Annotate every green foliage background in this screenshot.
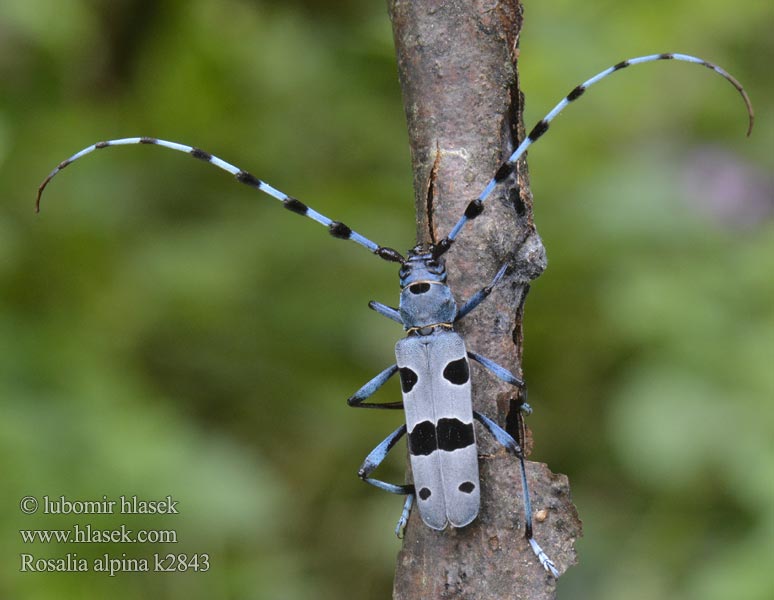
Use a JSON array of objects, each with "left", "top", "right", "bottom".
[{"left": 1, "top": 1, "right": 771, "bottom": 598}]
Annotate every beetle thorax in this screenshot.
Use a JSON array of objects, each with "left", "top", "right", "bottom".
[{"left": 398, "top": 247, "right": 457, "bottom": 332}]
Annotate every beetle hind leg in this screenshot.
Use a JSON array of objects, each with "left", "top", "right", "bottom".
[
  {"left": 474, "top": 411, "right": 559, "bottom": 577},
  {"left": 528, "top": 536, "right": 559, "bottom": 578},
  {"left": 395, "top": 494, "right": 414, "bottom": 538}
]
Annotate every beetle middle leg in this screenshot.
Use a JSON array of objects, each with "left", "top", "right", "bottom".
[
  {"left": 347, "top": 364, "right": 404, "bottom": 409},
  {"left": 357, "top": 424, "right": 415, "bottom": 537},
  {"left": 467, "top": 351, "right": 525, "bottom": 388}
]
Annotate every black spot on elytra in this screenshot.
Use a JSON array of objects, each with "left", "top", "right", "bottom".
[
  {"left": 408, "top": 421, "right": 437, "bottom": 456},
  {"left": 409, "top": 283, "right": 430, "bottom": 295},
  {"left": 399, "top": 367, "right": 418, "bottom": 393},
  {"left": 443, "top": 358, "right": 469, "bottom": 385},
  {"left": 418, "top": 487, "right": 432, "bottom": 500},
  {"left": 458, "top": 481, "right": 475, "bottom": 494},
  {"left": 437, "top": 419, "right": 474, "bottom": 451}
]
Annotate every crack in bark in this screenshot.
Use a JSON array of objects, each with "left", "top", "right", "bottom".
[{"left": 426, "top": 143, "right": 442, "bottom": 242}]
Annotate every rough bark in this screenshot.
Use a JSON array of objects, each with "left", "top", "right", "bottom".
[{"left": 388, "top": 1, "right": 581, "bottom": 598}]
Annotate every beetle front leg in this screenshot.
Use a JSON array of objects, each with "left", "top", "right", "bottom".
[
  {"left": 368, "top": 301, "right": 403, "bottom": 325},
  {"left": 455, "top": 260, "right": 510, "bottom": 320}
]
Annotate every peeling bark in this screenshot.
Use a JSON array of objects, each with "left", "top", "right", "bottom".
[{"left": 389, "top": 1, "right": 581, "bottom": 597}]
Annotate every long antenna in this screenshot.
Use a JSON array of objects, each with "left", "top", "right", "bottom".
[
  {"left": 37, "top": 137, "right": 405, "bottom": 264},
  {"left": 432, "top": 53, "right": 754, "bottom": 259}
]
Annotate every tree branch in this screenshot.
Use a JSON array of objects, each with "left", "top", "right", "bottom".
[{"left": 389, "top": 1, "right": 581, "bottom": 597}]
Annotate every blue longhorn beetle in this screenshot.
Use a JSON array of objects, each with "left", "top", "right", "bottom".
[{"left": 37, "top": 54, "right": 753, "bottom": 577}]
